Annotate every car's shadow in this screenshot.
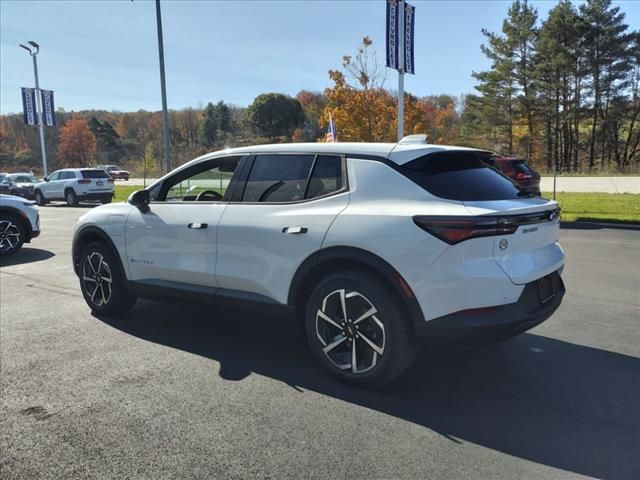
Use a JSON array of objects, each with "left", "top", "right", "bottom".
[
  {"left": 43, "top": 203, "right": 99, "bottom": 209},
  {"left": 96, "top": 301, "right": 640, "bottom": 479},
  {"left": 0, "top": 247, "right": 55, "bottom": 267}
]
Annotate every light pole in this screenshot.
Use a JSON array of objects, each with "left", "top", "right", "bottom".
[
  {"left": 155, "top": 0, "right": 171, "bottom": 173},
  {"left": 19, "top": 41, "right": 48, "bottom": 177}
]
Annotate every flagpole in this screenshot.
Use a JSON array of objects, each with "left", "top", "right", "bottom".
[{"left": 397, "top": 0, "right": 405, "bottom": 142}]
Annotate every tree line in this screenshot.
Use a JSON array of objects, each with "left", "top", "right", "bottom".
[{"left": 0, "top": 0, "right": 637, "bottom": 176}]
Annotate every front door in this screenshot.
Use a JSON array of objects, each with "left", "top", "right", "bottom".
[{"left": 126, "top": 155, "right": 242, "bottom": 289}]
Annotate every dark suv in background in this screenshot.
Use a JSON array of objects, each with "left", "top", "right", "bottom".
[
  {"left": 490, "top": 156, "right": 541, "bottom": 195},
  {"left": 0, "top": 173, "right": 38, "bottom": 199}
]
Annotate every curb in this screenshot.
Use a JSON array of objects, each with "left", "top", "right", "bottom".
[{"left": 560, "top": 221, "right": 640, "bottom": 231}]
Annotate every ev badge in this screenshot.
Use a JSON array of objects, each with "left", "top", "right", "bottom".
[{"left": 499, "top": 239, "right": 509, "bottom": 250}]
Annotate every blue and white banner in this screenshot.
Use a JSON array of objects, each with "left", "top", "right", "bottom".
[
  {"left": 41, "top": 90, "right": 56, "bottom": 126},
  {"left": 404, "top": 2, "right": 415, "bottom": 75},
  {"left": 21, "top": 87, "right": 37, "bottom": 126},
  {"left": 386, "top": 0, "right": 399, "bottom": 70}
]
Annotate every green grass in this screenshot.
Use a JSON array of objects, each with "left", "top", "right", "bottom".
[
  {"left": 543, "top": 192, "right": 640, "bottom": 224},
  {"left": 114, "top": 185, "right": 141, "bottom": 202}
]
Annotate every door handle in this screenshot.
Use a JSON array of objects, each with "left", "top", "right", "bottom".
[
  {"left": 282, "top": 226, "right": 308, "bottom": 234},
  {"left": 188, "top": 222, "right": 208, "bottom": 229}
]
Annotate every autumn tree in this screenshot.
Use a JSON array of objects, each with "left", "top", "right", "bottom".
[
  {"left": 323, "top": 37, "right": 396, "bottom": 142},
  {"left": 57, "top": 117, "right": 97, "bottom": 167}
]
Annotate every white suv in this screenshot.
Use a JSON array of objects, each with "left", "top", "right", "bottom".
[
  {"left": 0, "top": 194, "right": 40, "bottom": 255},
  {"left": 72, "top": 141, "right": 566, "bottom": 386},
  {"left": 34, "top": 168, "right": 114, "bottom": 207}
]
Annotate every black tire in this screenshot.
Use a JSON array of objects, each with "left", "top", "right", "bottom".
[
  {"left": 34, "top": 190, "right": 47, "bottom": 206},
  {"left": 0, "top": 214, "right": 26, "bottom": 256},
  {"left": 79, "top": 241, "right": 136, "bottom": 315},
  {"left": 65, "top": 189, "right": 78, "bottom": 207},
  {"left": 304, "top": 270, "right": 416, "bottom": 387}
]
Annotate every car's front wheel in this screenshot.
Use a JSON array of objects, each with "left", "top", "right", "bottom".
[
  {"left": 0, "top": 215, "right": 25, "bottom": 255},
  {"left": 79, "top": 242, "right": 136, "bottom": 315},
  {"left": 305, "top": 270, "right": 416, "bottom": 387}
]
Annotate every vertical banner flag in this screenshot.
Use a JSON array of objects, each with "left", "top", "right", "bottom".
[
  {"left": 21, "top": 88, "right": 37, "bottom": 126},
  {"left": 41, "top": 90, "right": 56, "bottom": 126},
  {"left": 386, "top": 0, "right": 399, "bottom": 70},
  {"left": 404, "top": 2, "right": 415, "bottom": 74}
]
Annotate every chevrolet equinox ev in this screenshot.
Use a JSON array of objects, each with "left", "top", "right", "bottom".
[{"left": 72, "top": 141, "right": 566, "bottom": 386}]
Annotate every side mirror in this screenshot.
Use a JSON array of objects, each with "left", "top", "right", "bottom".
[
  {"left": 43, "top": 176, "right": 49, "bottom": 182},
  {"left": 128, "top": 189, "right": 150, "bottom": 213}
]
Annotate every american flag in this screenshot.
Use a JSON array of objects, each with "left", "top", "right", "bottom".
[{"left": 326, "top": 113, "right": 337, "bottom": 142}]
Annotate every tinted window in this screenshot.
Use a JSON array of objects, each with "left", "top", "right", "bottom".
[
  {"left": 402, "top": 151, "right": 522, "bottom": 201},
  {"left": 158, "top": 156, "right": 240, "bottom": 202},
  {"left": 306, "top": 156, "right": 343, "bottom": 199},
  {"left": 48, "top": 172, "right": 60, "bottom": 181},
  {"left": 81, "top": 170, "right": 109, "bottom": 179},
  {"left": 9, "top": 175, "right": 37, "bottom": 183},
  {"left": 513, "top": 161, "right": 535, "bottom": 174},
  {"left": 62, "top": 171, "right": 77, "bottom": 180},
  {"left": 242, "top": 155, "right": 314, "bottom": 202}
]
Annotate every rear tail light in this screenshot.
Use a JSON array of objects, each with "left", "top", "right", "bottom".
[
  {"left": 413, "top": 216, "right": 518, "bottom": 244},
  {"left": 515, "top": 172, "right": 532, "bottom": 180},
  {"left": 77, "top": 179, "right": 91, "bottom": 184},
  {"left": 413, "top": 209, "right": 560, "bottom": 245}
]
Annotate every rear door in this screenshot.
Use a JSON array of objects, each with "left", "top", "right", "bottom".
[{"left": 215, "top": 154, "right": 349, "bottom": 304}]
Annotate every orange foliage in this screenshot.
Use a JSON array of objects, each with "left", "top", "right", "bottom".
[{"left": 57, "top": 117, "right": 97, "bottom": 167}]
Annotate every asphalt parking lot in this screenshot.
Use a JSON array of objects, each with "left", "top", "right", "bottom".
[{"left": 1, "top": 205, "right": 639, "bottom": 479}]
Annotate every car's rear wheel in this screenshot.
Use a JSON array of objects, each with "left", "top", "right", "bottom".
[
  {"left": 0, "top": 215, "right": 25, "bottom": 255},
  {"left": 34, "top": 190, "right": 46, "bottom": 206},
  {"left": 65, "top": 189, "right": 78, "bottom": 207},
  {"left": 79, "top": 242, "right": 136, "bottom": 315},
  {"left": 304, "top": 270, "right": 416, "bottom": 387}
]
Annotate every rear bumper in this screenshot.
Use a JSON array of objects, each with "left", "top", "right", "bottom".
[
  {"left": 415, "top": 270, "right": 565, "bottom": 344},
  {"left": 78, "top": 192, "right": 114, "bottom": 201}
]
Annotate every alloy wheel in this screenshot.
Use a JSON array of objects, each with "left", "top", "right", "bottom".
[
  {"left": 0, "top": 220, "right": 21, "bottom": 253},
  {"left": 81, "top": 252, "right": 113, "bottom": 307},
  {"left": 315, "top": 289, "right": 385, "bottom": 374}
]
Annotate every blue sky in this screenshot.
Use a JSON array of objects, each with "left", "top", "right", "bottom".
[{"left": 1, "top": 0, "right": 638, "bottom": 114}]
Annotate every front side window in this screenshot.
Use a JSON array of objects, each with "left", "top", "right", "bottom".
[
  {"left": 157, "top": 156, "right": 240, "bottom": 202},
  {"left": 48, "top": 171, "right": 61, "bottom": 181}
]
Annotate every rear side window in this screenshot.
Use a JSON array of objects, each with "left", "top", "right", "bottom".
[
  {"left": 242, "top": 155, "right": 314, "bottom": 202},
  {"left": 306, "top": 156, "right": 343, "bottom": 199},
  {"left": 402, "top": 151, "right": 522, "bottom": 201},
  {"left": 81, "top": 170, "right": 110, "bottom": 179},
  {"left": 61, "top": 171, "right": 77, "bottom": 180}
]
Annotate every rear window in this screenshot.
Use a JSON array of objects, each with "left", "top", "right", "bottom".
[
  {"left": 513, "top": 161, "right": 535, "bottom": 174},
  {"left": 81, "top": 170, "right": 110, "bottom": 179},
  {"left": 402, "top": 151, "right": 522, "bottom": 201}
]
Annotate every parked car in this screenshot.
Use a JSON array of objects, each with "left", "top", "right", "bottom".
[
  {"left": 72, "top": 140, "right": 565, "bottom": 387},
  {"left": 490, "top": 155, "right": 541, "bottom": 195},
  {"left": 0, "top": 194, "right": 40, "bottom": 255},
  {"left": 34, "top": 168, "right": 114, "bottom": 207},
  {"left": 0, "top": 173, "right": 39, "bottom": 199},
  {"left": 97, "top": 165, "right": 130, "bottom": 181}
]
